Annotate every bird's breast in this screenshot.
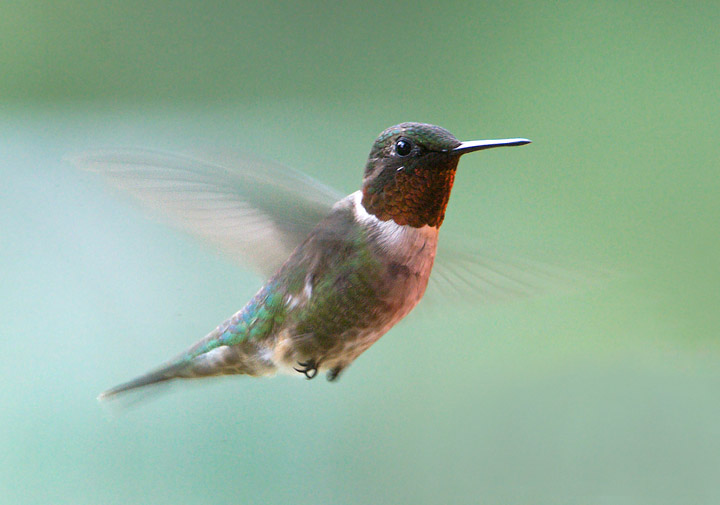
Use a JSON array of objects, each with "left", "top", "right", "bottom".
[
  {"left": 352, "top": 190, "right": 439, "bottom": 319},
  {"left": 267, "top": 191, "right": 440, "bottom": 373}
]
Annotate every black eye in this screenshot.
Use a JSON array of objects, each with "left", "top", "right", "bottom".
[{"left": 395, "top": 138, "right": 412, "bottom": 156}]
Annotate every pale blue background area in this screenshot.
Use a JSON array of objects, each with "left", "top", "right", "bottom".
[{"left": 1, "top": 1, "right": 719, "bottom": 503}]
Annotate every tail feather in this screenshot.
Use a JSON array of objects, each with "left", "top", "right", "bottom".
[
  {"left": 98, "top": 305, "right": 281, "bottom": 400},
  {"left": 97, "top": 361, "right": 190, "bottom": 400},
  {"left": 98, "top": 321, "right": 235, "bottom": 400},
  {"left": 98, "top": 340, "right": 276, "bottom": 400}
]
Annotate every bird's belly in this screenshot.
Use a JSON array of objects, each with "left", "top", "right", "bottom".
[
  {"left": 269, "top": 200, "right": 439, "bottom": 375},
  {"left": 273, "top": 253, "right": 433, "bottom": 374}
]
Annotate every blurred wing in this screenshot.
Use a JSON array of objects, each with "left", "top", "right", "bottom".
[
  {"left": 71, "top": 149, "right": 343, "bottom": 276},
  {"left": 72, "top": 148, "right": 606, "bottom": 301},
  {"left": 429, "top": 235, "right": 609, "bottom": 305}
]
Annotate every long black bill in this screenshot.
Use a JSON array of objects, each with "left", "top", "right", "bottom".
[{"left": 453, "top": 138, "right": 531, "bottom": 155}]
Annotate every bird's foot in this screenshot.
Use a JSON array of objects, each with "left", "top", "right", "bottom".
[
  {"left": 326, "top": 366, "right": 344, "bottom": 382},
  {"left": 294, "top": 359, "right": 319, "bottom": 380}
]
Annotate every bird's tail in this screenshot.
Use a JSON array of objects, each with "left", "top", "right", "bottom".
[
  {"left": 98, "top": 324, "right": 273, "bottom": 400},
  {"left": 97, "top": 360, "right": 190, "bottom": 399}
]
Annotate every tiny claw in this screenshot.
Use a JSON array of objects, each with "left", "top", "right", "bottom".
[
  {"left": 294, "top": 359, "right": 319, "bottom": 380},
  {"left": 326, "top": 366, "right": 344, "bottom": 382}
]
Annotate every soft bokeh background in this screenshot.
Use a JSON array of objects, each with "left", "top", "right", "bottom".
[{"left": 2, "top": 1, "right": 719, "bottom": 504}]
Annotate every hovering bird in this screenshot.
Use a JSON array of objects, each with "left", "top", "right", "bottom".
[{"left": 76, "top": 122, "right": 532, "bottom": 398}]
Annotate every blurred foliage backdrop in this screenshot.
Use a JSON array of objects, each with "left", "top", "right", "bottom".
[{"left": 2, "top": 1, "right": 719, "bottom": 504}]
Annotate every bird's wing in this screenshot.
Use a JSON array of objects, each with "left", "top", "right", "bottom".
[
  {"left": 429, "top": 236, "right": 608, "bottom": 305},
  {"left": 72, "top": 149, "right": 605, "bottom": 301},
  {"left": 70, "top": 149, "right": 342, "bottom": 277}
]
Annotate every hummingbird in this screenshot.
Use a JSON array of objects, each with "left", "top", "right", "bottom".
[{"left": 76, "top": 122, "right": 530, "bottom": 399}]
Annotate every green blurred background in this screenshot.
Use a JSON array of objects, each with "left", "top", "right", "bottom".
[{"left": 2, "top": 1, "right": 719, "bottom": 504}]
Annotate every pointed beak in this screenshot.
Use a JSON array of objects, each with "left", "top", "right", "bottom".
[{"left": 452, "top": 138, "right": 531, "bottom": 155}]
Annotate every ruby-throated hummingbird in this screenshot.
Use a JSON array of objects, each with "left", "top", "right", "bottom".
[{"left": 76, "top": 122, "right": 530, "bottom": 398}]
